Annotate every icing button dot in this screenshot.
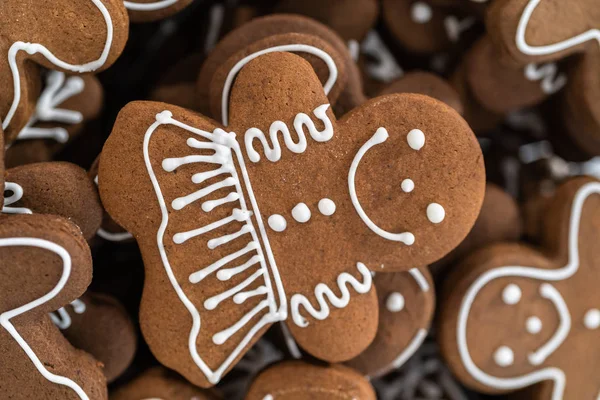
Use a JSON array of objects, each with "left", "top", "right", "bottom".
[
  {"left": 502, "top": 284, "right": 521, "bottom": 305},
  {"left": 411, "top": 1, "right": 433, "bottom": 24},
  {"left": 268, "top": 214, "right": 287, "bottom": 232},
  {"left": 407, "top": 129, "right": 425, "bottom": 150},
  {"left": 292, "top": 203, "right": 311, "bottom": 223},
  {"left": 386, "top": 292, "right": 405, "bottom": 312},
  {"left": 401, "top": 179, "right": 415, "bottom": 193},
  {"left": 426, "top": 203, "right": 445, "bottom": 223},
  {"left": 584, "top": 309, "right": 600, "bottom": 330},
  {"left": 493, "top": 346, "right": 514, "bottom": 367},
  {"left": 318, "top": 198, "right": 336, "bottom": 216},
  {"left": 526, "top": 316, "right": 542, "bottom": 334}
]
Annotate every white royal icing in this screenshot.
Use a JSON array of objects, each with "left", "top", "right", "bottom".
[
  {"left": 361, "top": 31, "right": 404, "bottom": 83},
  {"left": 407, "top": 129, "right": 425, "bottom": 151},
  {"left": 143, "top": 111, "right": 287, "bottom": 384},
  {"left": 3, "top": 0, "right": 114, "bottom": 132},
  {"left": 16, "top": 71, "right": 85, "bottom": 144},
  {"left": 426, "top": 203, "right": 445, "bottom": 224},
  {"left": 349, "top": 128, "right": 415, "bottom": 246},
  {"left": 516, "top": 0, "right": 600, "bottom": 57},
  {"left": 502, "top": 283, "right": 522, "bottom": 305},
  {"left": 0, "top": 238, "right": 90, "bottom": 399},
  {"left": 290, "top": 262, "right": 373, "bottom": 327},
  {"left": 456, "top": 182, "right": 600, "bottom": 400},
  {"left": 268, "top": 214, "right": 287, "bottom": 232},
  {"left": 524, "top": 63, "right": 567, "bottom": 94},
  {"left": 318, "top": 198, "right": 336, "bottom": 216},
  {"left": 444, "top": 16, "right": 476, "bottom": 43},
  {"left": 386, "top": 292, "right": 405, "bottom": 312},
  {"left": 291, "top": 203, "right": 311, "bottom": 223},
  {"left": 50, "top": 299, "right": 86, "bottom": 330},
  {"left": 123, "top": 0, "right": 180, "bottom": 11},
  {"left": 2, "top": 182, "right": 33, "bottom": 215},
  {"left": 244, "top": 104, "right": 334, "bottom": 163},
  {"left": 494, "top": 346, "right": 514, "bottom": 367},
  {"left": 584, "top": 309, "right": 600, "bottom": 330},
  {"left": 401, "top": 179, "right": 414, "bottom": 193},
  {"left": 526, "top": 316, "right": 543, "bottom": 334},
  {"left": 411, "top": 2, "right": 433, "bottom": 24},
  {"left": 221, "top": 44, "right": 338, "bottom": 126}
]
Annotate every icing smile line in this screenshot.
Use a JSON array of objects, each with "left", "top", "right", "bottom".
[{"left": 528, "top": 283, "right": 570, "bottom": 366}]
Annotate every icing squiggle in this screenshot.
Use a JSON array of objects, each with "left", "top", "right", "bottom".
[
  {"left": 49, "top": 299, "right": 87, "bottom": 330},
  {"left": 123, "top": 0, "right": 179, "bottom": 11},
  {"left": 524, "top": 63, "right": 567, "bottom": 94},
  {"left": 3, "top": 0, "right": 114, "bottom": 131},
  {"left": 290, "top": 262, "right": 373, "bottom": 327},
  {"left": 244, "top": 104, "right": 333, "bottom": 163},
  {"left": 2, "top": 182, "right": 33, "bottom": 214},
  {"left": 0, "top": 238, "right": 89, "bottom": 399}
]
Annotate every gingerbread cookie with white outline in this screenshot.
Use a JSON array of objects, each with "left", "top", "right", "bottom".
[
  {"left": 0, "top": 0, "right": 128, "bottom": 142},
  {"left": 439, "top": 176, "right": 600, "bottom": 398},
  {"left": 0, "top": 214, "right": 106, "bottom": 399},
  {"left": 99, "top": 51, "right": 484, "bottom": 387}
]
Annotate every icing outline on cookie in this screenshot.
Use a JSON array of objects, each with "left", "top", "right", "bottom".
[
  {"left": 123, "top": 0, "right": 180, "bottom": 11},
  {"left": 143, "top": 110, "right": 287, "bottom": 384},
  {"left": 456, "top": 182, "right": 600, "bottom": 400},
  {"left": 2, "top": 182, "right": 33, "bottom": 214},
  {"left": 516, "top": 0, "right": 600, "bottom": 56},
  {"left": 3, "top": 0, "right": 114, "bottom": 131},
  {"left": 0, "top": 237, "right": 89, "bottom": 400},
  {"left": 221, "top": 44, "right": 338, "bottom": 126}
]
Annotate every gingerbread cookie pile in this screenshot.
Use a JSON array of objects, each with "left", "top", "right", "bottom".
[{"left": 0, "top": 0, "right": 598, "bottom": 399}]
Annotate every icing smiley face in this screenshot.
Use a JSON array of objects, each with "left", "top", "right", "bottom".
[
  {"left": 0, "top": 0, "right": 128, "bottom": 142},
  {"left": 440, "top": 177, "right": 600, "bottom": 399},
  {"left": 99, "top": 50, "right": 483, "bottom": 387}
]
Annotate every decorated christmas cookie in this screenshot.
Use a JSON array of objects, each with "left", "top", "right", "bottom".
[
  {"left": 345, "top": 267, "right": 435, "bottom": 378},
  {"left": 111, "top": 367, "right": 218, "bottom": 400},
  {"left": 0, "top": 214, "right": 106, "bottom": 399},
  {"left": 439, "top": 176, "right": 600, "bottom": 398},
  {"left": 6, "top": 72, "right": 103, "bottom": 167},
  {"left": 99, "top": 51, "right": 484, "bottom": 386},
  {"left": 0, "top": 0, "right": 129, "bottom": 142},
  {"left": 50, "top": 291, "right": 137, "bottom": 383},
  {"left": 245, "top": 361, "right": 376, "bottom": 400},
  {"left": 2, "top": 162, "right": 104, "bottom": 242},
  {"left": 123, "top": 0, "right": 194, "bottom": 23}
]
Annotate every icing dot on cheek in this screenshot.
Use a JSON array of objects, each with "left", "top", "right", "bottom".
[
  {"left": 386, "top": 292, "right": 405, "bottom": 312},
  {"left": 584, "top": 309, "right": 600, "bottom": 330},
  {"left": 268, "top": 214, "right": 287, "bottom": 232},
  {"left": 502, "top": 284, "right": 521, "bottom": 305},
  {"left": 426, "top": 203, "right": 445, "bottom": 223},
  {"left": 411, "top": 2, "right": 433, "bottom": 24},
  {"left": 494, "top": 346, "right": 514, "bottom": 367},
  {"left": 318, "top": 198, "right": 336, "bottom": 216},
  {"left": 401, "top": 179, "right": 415, "bottom": 193},
  {"left": 526, "top": 316, "right": 542, "bottom": 334},
  {"left": 292, "top": 203, "right": 311, "bottom": 223},
  {"left": 407, "top": 129, "right": 425, "bottom": 150}
]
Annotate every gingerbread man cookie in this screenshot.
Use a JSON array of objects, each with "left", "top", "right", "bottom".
[
  {"left": 2, "top": 162, "right": 104, "bottom": 241},
  {"left": 245, "top": 361, "right": 376, "bottom": 400},
  {"left": 50, "top": 291, "right": 137, "bottom": 383},
  {"left": 439, "top": 176, "right": 600, "bottom": 399},
  {"left": 0, "top": 214, "right": 106, "bottom": 399},
  {"left": 345, "top": 267, "right": 435, "bottom": 378},
  {"left": 99, "top": 51, "right": 484, "bottom": 386},
  {"left": 0, "top": 0, "right": 129, "bottom": 142},
  {"left": 124, "top": 0, "right": 194, "bottom": 22}
]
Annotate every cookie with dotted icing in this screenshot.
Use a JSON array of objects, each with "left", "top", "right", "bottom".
[
  {"left": 0, "top": 214, "right": 106, "bottom": 399},
  {"left": 439, "top": 176, "right": 600, "bottom": 398},
  {"left": 111, "top": 367, "right": 219, "bottom": 400},
  {"left": 5, "top": 72, "right": 103, "bottom": 167},
  {"left": 197, "top": 14, "right": 365, "bottom": 117},
  {"left": 345, "top": 267, "right": 435, "bottom": 377},
  {"left": 99, "top": 51, "right": 484, "bottom": 387},
  {"left": 2, "top": 162, "right": 104, "bottom": 242},
  {"left": 123, "top": 0, "right": 194, "bottom": 23},
  {"left": 0, "top": 0, "right": 129, "bottom": 143},
  {"left": 50, "top": 291, "right": 137, "bottom": 383},
  {"left": 245, "top": 361, "right": 376, "bottom": 400},
  {"left": 274, "top": 0, "right": 379, "bottom": 41}
]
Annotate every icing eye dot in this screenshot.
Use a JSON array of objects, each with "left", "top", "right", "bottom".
[
  {"left": 426, "top": 203, "right": 445, "bottom": 223},
  {"left": 292, "top": 203, "right": 311, "bottom": 223},
  {"left": 584, "top": 309, "right": 600, "bottom": 330},
  {"left": 502, "top": 284, "right": 521, "bottom": 305},
  {"left": 318, "top": 198, "right": 336, "bottom": 216},
  {"left": 401, "top": 179, "right": 415, "bottom": 193},
  {"left": 407, "top": 129, "right": 426, "bottom": 150},
  {"left": 526, "top": 316, "right": 542, "bottom": 334},
  {"left": 493, "top": 346, "right": 514, "bottom": 367},
  {"left": 411, "top": 2, "right": 433, "bottom": 24},
  {"left": 268, "top": 214, "right": 287, "bottom": 232},
  {"left": 386, "top": 292, "right": 405, "bottom": 312}
]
